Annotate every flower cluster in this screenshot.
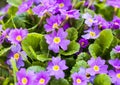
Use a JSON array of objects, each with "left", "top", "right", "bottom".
[{"left": 16, "top": 57, "right": 68, "bottom": 85}]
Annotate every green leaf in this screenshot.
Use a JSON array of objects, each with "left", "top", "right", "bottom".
[
  {"left": 66, "top": 27, "right": 78, "bottom": 41},
  {"left": 37, "top": 54, "right": 51, "bottom": 62},
  {"left": 88, "top": 44, "right": 102, "bottom": 58},
  {"left": 60, "top": 41, "right": 80, "bottom": 56},
  {"left": 110, "top": 50, "right": 120, "bottom": 59},
  {"left": 40, "top": 36, "right": 48, "bottom": 53},
  {"left": 77, "top": 52, "right": 90, "bottom": 61},
  {"left": 8, "top": 6, "right": 18, "bottom": 16},
  {"left": 21, "top": 33, "right": 43, "bottom": 59},
  {"left": 94, "top": 74, "right": 111, "bottom": 85},
  {"left": 95, "top": 29, "right": 113, "bottom": 50},
  {"left": 50, "top": 78, "right": 69, "bottom": 85},
  {"left": 70, "top": 60, "right": 88, "bottom": 74},
  {"left": 7, "top": 0, "right": 22, "bottom": 7},
  {"left": 13, "top": 13, "right": 29, "bottom": 28},
  {"left": 27, "top": 66, "right": 45, "bottom": 73},
  {"left": 0, "top": 47, "right": 10, "bottom": 57}
]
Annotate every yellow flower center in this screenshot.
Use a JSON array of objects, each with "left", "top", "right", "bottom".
[
  {"left": 93, "top": 65, "right": 100, "bottom": 71},
  {"left": 59, "top": 3, "right": 64, "bottom": 8},
  {"left": 53, "top": 37, "right": 61, "bottom": 44},
  {"left": 89, "top": 18, "right": 93, "bottom": 23},
  {"left": 53, "top": 65, "right": 60, "bottom": 71},
  {"left": 22, "top": 77, "right": 28, "bottom": 85},
  {"left": 53, "top": 23, "right": 59, "bottom": 29},
  {"left": 39, "top": 78, "right": 45, "bottom": 84},
  {"left": 14, "top": 53, "right": 20, "bottom": 61},
  {"left": 117, "top": 73, "right": 120, "bottom": 78},
  {"left": 81, "top": 42, "right": 84, "bottom": 46},
  {"left": 16, "top": 35, "right": 22, "bottom": 41},
  {"left": 66, "top": 15, "right": 69, "bottom": 20},
  {"left": 76, "top": 78, "right": 81, "bottom": 84},
  {"left": 90, "top": 31, "right": 96, "bottom": 37}
]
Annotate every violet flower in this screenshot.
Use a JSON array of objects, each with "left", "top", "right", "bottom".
[
  {"left": 107, "top": 0, "right": 120, "bottom": 8},
  {"left": 79, "top": 38, "right": 89, "bottom": 48},
  {"left": 17, "top": 0, "right": 33, "bottom": 14},
  {"left": 110, "top": 16, "right": 120, "bottom": 29},
  {"left": 44, "top": 15, "right": 62, "bottom": 32},
  {"left": 113, "top": 45, "right": 120, "bottom": 53},
  {"left": 7, "top": 44, "right": 27, "bottom": 69},
  {"left": 82, "top": 13, "right": 96, "bottom": 27},
  {"left": 60, "top": 9, "right": 80, "bottom": 19},
  {"left": 94, "top": 15, "right": 109, "bottom": 29},
  {"left": 45, "top": 28, "right": 70, "bottom": 53},
  {"left": 16, "top": 68, "right": 35, "bottom": 85},
  {"left": 86, "top": 57, "right": 108, "bottom": 76},
  {"left": 8, "top": 28, "right": 28, "bottom": 44},
  {"left": 47, "top": 57, "right": 68, "bottom": 79},
  {"left": 71, "top": 72, "right": 88, "bottom": 85},
  {"left": 33, "top": 0, "right": 57, "bottom": 17},
  {"left": 109, "top": 70, "right": 120, "bottom": 85},
  {"left": 82, "top": 27, "right": 100, "bottom": 39},
  {"left": 33, "top": 71, "right": 50, "bottom": 85},
  {"left": 109, "top": 58, "right": 120, "bottom": 70}
]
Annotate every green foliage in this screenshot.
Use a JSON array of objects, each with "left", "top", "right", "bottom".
[
  {"left": 77, "top": 52, "right": 90, "bottom": 61},
  {"left": 60, "top": 41, "right": 80, "bottom": 56},
  {"left": 94, "top": 74, "right": 111, "bottom": 85},
  {"left": 13, "top": 13, "right": 29, "bottom": 28},
  {"left": 89, "top": 44, "right": 102, "bottom": 58},
  {"left": 50, "top": 78, "right": 69, "bottom": 85},
  {"left": 39, "top": 36, "right": 49, "bottom": 53},
  {"left": 7, "top": 6, "right": 18, "bottom": 16},
  {"left": 21, "top": 33, "right": 43, "bottom": 59},
  {"left": 66, "top": 27, "right": 78, "bottom": 41},
  {"left": 110, "top": 50, "right": 120, "bottom": 59},
  {"left": 7, "top": 0, "right": 22, "bottom": 7},
  {"left": 95, "top": 3, "right": 114, "bottom": 21},
  {"left": 70, "top": 60, "right": 88, "bottom": 74},
  {"left": 0, "top": 47, "right": 10, "bottom": 57},
  {"left": 27, "top": 66, "right": 45, "bottom": 73},
  {"left": 37, "top": 54, "right": 51, "bottom": 62},
  {"left": 89, "top": 29, "right": 116, "bottom": 58}
]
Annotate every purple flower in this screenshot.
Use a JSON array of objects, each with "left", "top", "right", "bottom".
[
  {"left": 45, "top": 28, "right": 70, "bottom": 53},
  {"left": 84, "top": 0, "right": 95, "bottom": 10},
  {"left": 56, "top": 0, "right": 72, "bottom": 10},
  {"left": 60, "top": 9, "right": 80, "bottom": 19},
  {"left": 0, "top": 26, "right": 11, "bottom": 44},
  {"left": 17, "top": 0, "right": 33, "bottom": 14},
  {"left": 33, "top": 71, "right": 50, "bottom": 85},
  {"left": 47, "top": 57, "right": 68, "bottom": 79},
  {"left": 109, "top": 58, "right": 120, "bottom": 70},
  {"left": 110, "top": 16, "right": 120, "bottom": 29},
  {"left": 82, "top": 13, "right": 96, "bottom": 27},
  {"left": 113, "top": 45, "right": 120, "bottom": 53},
  {"left": 107, "top": 0, "right": 120, "bottom": 8},
  {"left": 82, "top": 27, "right": 100, "bottom": 39},
  {"left": 44, "top": 15, "right": 62, "bottom": 32},
  {"left": 0, "top": 4, "right": 10, "bottom": 20},
  {"left": 79, "top": 38, "right": 89, "bottom": 48},
  {"left": 16, "top": 68, "right": 34, "bottom": 85},
  {"left": 86, "top": 57, "right": 108, "bottom": 76},
  {"left": 8, "top": 28, "right": 28, "bottom": 44},
  {"left": 33, "top": 0, "right": 57, "bottom": 17},
  {"left": 109, "top": 70, "right": 120, "bottom": 85},
  {"left": 71, "top": 72, "right": 88, "bottom": 85},
  {"left": 7, "top": 44, "right": 27, "bottom": 69},
  {"left": 94, "top": 15, "right": 109, "bottom": 29}
]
